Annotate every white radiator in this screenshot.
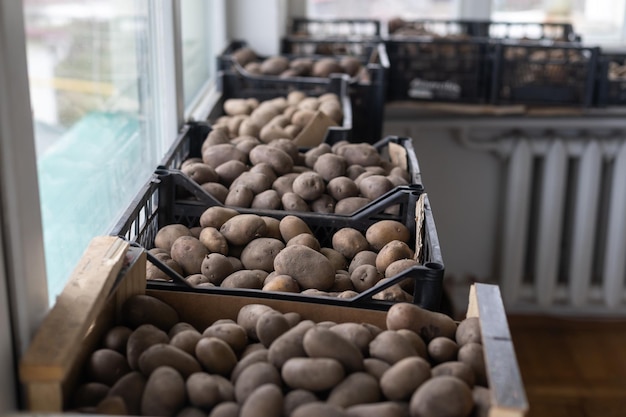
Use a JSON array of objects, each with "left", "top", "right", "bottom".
[{"left": 499, "top": 135, "right": 626, "bottom": 314}]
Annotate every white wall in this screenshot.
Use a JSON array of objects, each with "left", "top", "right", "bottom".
[{"left": 226, "top": 0, "right": 288, "bottom": 55}]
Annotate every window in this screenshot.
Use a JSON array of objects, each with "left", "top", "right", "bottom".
[
  {"left": 23, "top": 0, "right": 169, "bottom": 304},
  {"left": 306, "top": 0, "right": 459, "bottom": 22},
  {"left": 492, "top": 0, "right": 626, "bottom": 46},
  {"left": 180, "top": 0, "right": 212, "bottom": 108}
]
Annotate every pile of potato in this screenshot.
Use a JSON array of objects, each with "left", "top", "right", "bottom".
[
  {"left": 72, "top": 294, "right": 490, "bottom": 417},
  {"left": 230, "top": 46, "right": 364, "bottom": 79},
  {"left": 149, "top": 210, "right": 419, "bottom": 302},
  {"left": 183, "top": 96, "right": 411, "bottom": 214}
]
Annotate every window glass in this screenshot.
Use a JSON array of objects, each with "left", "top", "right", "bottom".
[
  {"left": 23, "top": 0, "right": 161, "bottom": 304},
  {"left": 180, "top": 0, "right": 212, "bottom": 107},
  {"left": 306, "top": 0, "right": 458, "bottom": 21},
  {"left": 492, "top": 0, "right": 626, "bottom": 45}
]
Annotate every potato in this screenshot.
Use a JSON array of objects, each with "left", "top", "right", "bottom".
[
  {"left": 268, "top": 320, "right": 315, "bottom": 368},
  {"left": 87, "top": 349, "right": 130, "bottom": 386},
  {"left": 240, "top": 383, "right": 283, "bottom": 417},
  {"left": 107, "top": 371, "right": 146, "bottom": 415},
  {"left": 230, "top": 349, "right": 268, "bottom": 384},
  {"left": 234, "top": 362, "right": 282, "bottom": 403},
  {"left": 220, "top": 214, "right": 267, "bottom": 246},
  {"left": 292, "top": 402, "right": 348, "bottom": 417},
  {"left": 366, "top": 220, "right": 411, "bottom": 251},
  {"left": 296, "top": 97, "right": 320, "bottom": 111},
  {"left": 154, "top": 224, "right": 192, "bottom": 252},
  {"left": 409, "top": 376, "right": 473, "bottom": 417},
  {"left": 103, "top": 326, "right": 132, "bottom": 354},
  {"left": 256, "top": 309, "right": 290, "bottom": 347},
  {"left": 208, "top": 402, "right": 240, "bottom": 417},
  {"left": 304, "top": 143, "right": 332, "bottom": 167},
  {"left": 336, "top": 143, "right": 382, "bottom": 167},
  {"left": 122, "top": 294, "right": 180, "bottom": 331},
  {"left": 225, "top": 184, "right": 254, "bottom": 208},
  {"left": 170, "top": 236, "right": 209, "bottom": 275},
  {"left": 141, "top": 366, "right": 186, "bottom": 416},
  {"left": 346, "top": 402, "right": 410, "bottom": 417},
  {"left": 221, "top": 270, "right": 267, "bottom": 289},
  {"left": 386, "top": 302, "right": 457, "bottom": 342},
  {"left": 320, "top": 247, "right": 348, "bottom": 271},
  {"left": 272, "top": 173, "right": 298, "bottom": 197},
  {"left": 182, "top": 162, "right": 219, "bottom": 184},
  {"left": 227, "top": 115, "right": 247, "bottom": 137},
  {"left": 200, "top": 182, "right": 228, "bottom": 204},
  {"left": 281, "top": 192, "right": 309, "bottom": 212},
  {"left": 249, "top": 145, "right": 294, "bottom": 175},
  {"left": 202, "top": 322, "right": 248, "bottom": 353},
  {"left": 251, "top": 189, "right": 281, "bottom": 210},
  {"left": 237, "top": 304, "right": 275, "bottom": 340},
  {"left": 262, "top": 274, "right": 300, "bottom": 293},
  {"left": 71, "top": 382, "right": 109, "bottom": 409},
  {"left": 326, "top": 176, "right": 359, "bottom": 201},
  {"left": 259, "top": 216, "right": 281, "bottom": 240},
  {"left": 201, "top": 253, "right": 234, "bottom": 285},
  {"left": 170, "top": 329, "right": 202, "bottom": 356},
  {"left": 327, "top": 372, "right": 380, "bottom": 408},
  {"left": 199, "top": 207, "right": 240, "bottom": 229},
  {"left": 380, "top": 357, "right": 430, "bottom": 401},
  {"left": 233, "top": 135, "right": 261, "bottom": 154},
  {"left": 260, "top": 56, "right": 290, "bottom": 75},
  {"left": 95, "top": 396, "right": 127, "bottom": 414},
  {"left": 240, "top": 238, "right": 285, "bottom": 271},
  {"left": 472, "top": 386, "right": 491, "bottom": 417},
  {"left": 198, "top": 227, "right": 229, "bottom": 255},
  {"left": 363, "top": 358, "right": 390, "bottom": 380},
  {"left": 329, "top": 323, "right": 373, "bottom": 355},
  {"left": 372, "top": 278, "right": 413, "bottom": 302},
  {"left": 286, "top": 233, "right": 321, "bottom": 251},
  {"left": 310, "top": 194, "right": 336, "bottom": 213},
  {"left": 291, "top": 109, "right": 317, "bottom": 127},
  {"left": 369, "top": 330, "right": 418, "bottom": 365},
  {"left": 202, "top": 144, "right": 247, "bottom": 169},
  {"left": 195, "top": 337, "right": 238, "bottom": 377},
  {"left": 279, "top": 215, "right": 313, "bottom": 242},
  {"left": 385, "top": 259, "right": 419, "bottom": 278},
  {"left": 375, "top": 240, "right": 414, "bottom": 273},
  {"left": 186, "top": 372, "right": 221, "bottom": 410},
  {"left": 359, "top": 175, "right": 394, "bottom": 200},
  {"left": 274, "top": 245, "right": 335, "bottom": 290},
  {"left": 312, "top": 58, "right": 343, "bottom": 77},
  {"left": 334, "top": 197, "right": 371, "bottom": 214},
  {"left": 350, "top": 264, "right": 382, "bottom": 292},
  {"left": 303, "top": 326, "right": 364, "bottom": 372},
  {"left": 313, "top": 153, "right": 347, "bottom": 182},
  {"left": 282, "top": 357, "right": 345, "bottom": 391},
  {"left": 431, "top": 361, "right": 476, "bottom": 388},
  {"left": 201, "top": 130, "right": 229, "bottom": 150},
  {"left": 287, "top": 90, "right": 307, "bottom": 105},
  {"left": 456, "top": 317, "right": 482, "bottom": 346},
  {"left": 186, "top": 274, "right": 210, "bottom": 286},
  {"left": 458, "top": 342, "right": 487, "bottom": 386},
  {"left": 215, "top": 160, "right": 247, "bottom": 187},
  {"left": 284, "top": 390, "right": 318, "bottom": 417},
  {"left": 138, "top": 343, "right": 202, "bottom": 378},
  {"left": 396, "top": 329, "right": 427, "bottom": 358},
  {"left": 346, "top": 164, "right": 367, "bottom": 180},
  {"left": 348, "top": 251, "right": 377, "bottom": 274},
  {"left": 168, "top": 322, "right": 197, "bottom": 338},
  {"left": 249, "top": 162, "right": 277, "bottom": 183},
  {"left": 230, "top": 172, "right": 273, "bottom": 195},
  {"left": 147, "top": 253, "right": 182, "bottom": 281},
  {"left": 428, "top": 337, "right": 459, "bottom": 364},
  {"left": 332, "top": 228, "right": 370, "bottom": 259},
  {"left": 330, "top": 272, "right": 354, "bottom": 292},
  {"left": 292, "top": 172, "right": 326, "bottom": 201},
  {"left": 319, "top": 101, "right": 343, "bottom": 124},
  {"left": 231, "top": 47, "right": 257, "bottom": 66}
]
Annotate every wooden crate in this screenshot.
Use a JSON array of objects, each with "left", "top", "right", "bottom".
[{"left": 19, "top": 236, "right": 528, "bottom": 416}]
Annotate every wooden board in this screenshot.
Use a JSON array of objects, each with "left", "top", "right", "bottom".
[{"left": 19, "top": 238, "right": 527, "bottom": 416}]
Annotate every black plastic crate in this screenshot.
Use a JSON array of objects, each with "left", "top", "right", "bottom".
[
  {"left": 110, "top": 170, "right": 444, "bottom": 311},
  {"left": 385, "top": 36, "right": 492, "bottom": 103},
  {"left": 386, "top": 18, "right": 578, "bottom": 42},
  {"left": 289, "top": 17, "right": 381, "bottom": 39},
  {"left": 218, "top": 40, "right": 387, "bottom": 142},
  {"left": 491, "top": 42, "right": 599, "bottom": 107},
  {"left": 208, "top": 70, "right": 353, "bottom": 143},
  {"left": 594, "top": 51, "right": 626, "bottom": 106}
]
